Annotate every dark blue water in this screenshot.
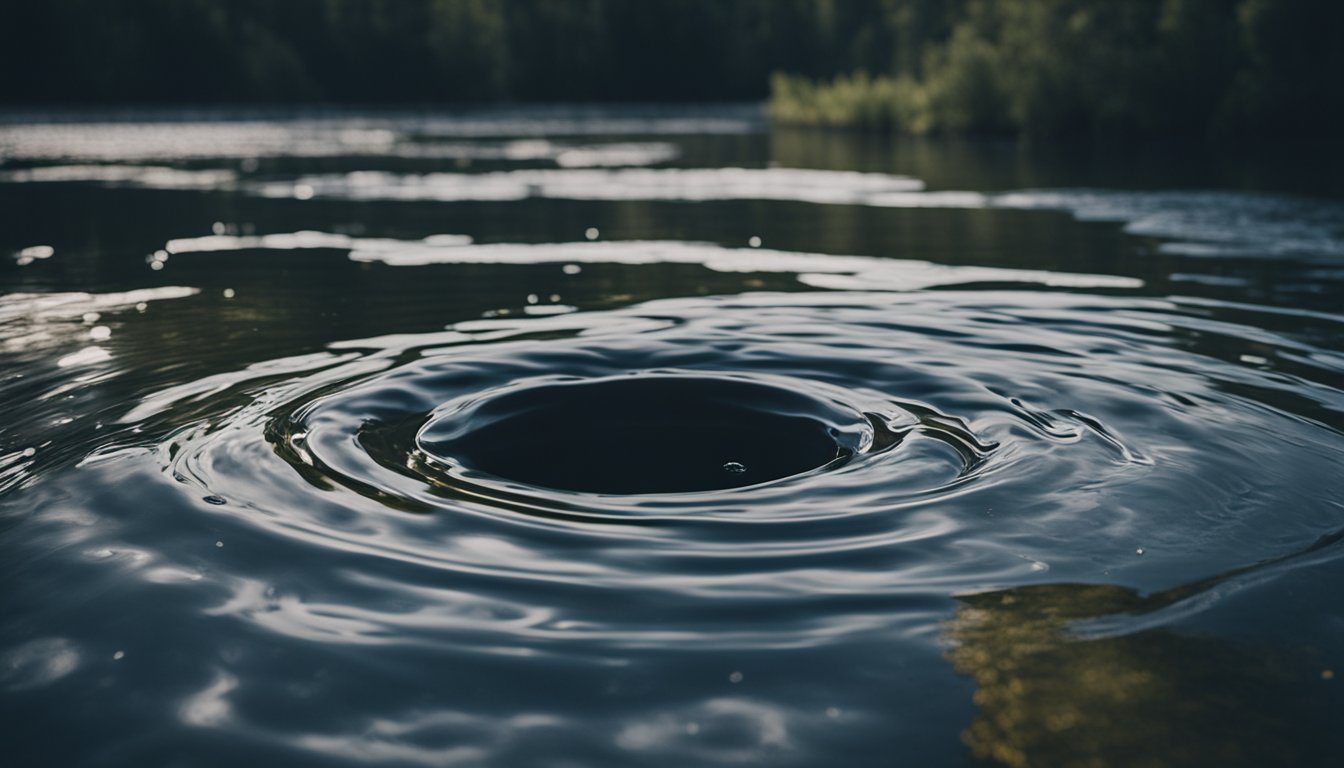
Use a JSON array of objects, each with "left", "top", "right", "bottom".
[{"left": 2, "top": 107, "right": 1343, "bottom": 766}]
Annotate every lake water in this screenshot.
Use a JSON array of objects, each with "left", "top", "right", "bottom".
[{"left": 1, "top": 106, "right": 1342, "bottom": 766}]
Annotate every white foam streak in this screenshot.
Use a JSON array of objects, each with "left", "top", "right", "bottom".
[
  {"left": 0, "top": 287, "right": 200, "bottom": 323},
  {"left": 0, "top": 164, "right": 236, "bottom": 188},
  {"left": 0, "top": 287, "right": 199, "bottom": 357},
  {"left": 165, "top": 231, "right": 471, "bottom": 255},
  {"left": 253, "top": 167, "right": 927, "bottom": 204},
  {"left": 350, "top": 238, "right": 1141, "bottom": 291},
  {"left": 230, "top": 166, "right": 1344, "bottom": 259},
  {"left": 0, "top": 122, "right": 682, "bottom": 166},
  {"left": 160, "top": 233, "right": 1140, "bottom": 292}
]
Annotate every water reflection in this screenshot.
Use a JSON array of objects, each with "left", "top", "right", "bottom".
[{"left": 948, "top": 534, "right": 1344, "bottom": 766}]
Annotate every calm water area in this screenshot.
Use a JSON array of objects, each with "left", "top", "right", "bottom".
[{"left": 1, "top": 106, "right": 1342, "bottom": 766}]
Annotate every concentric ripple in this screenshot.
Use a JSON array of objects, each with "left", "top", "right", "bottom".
[
  {"left": 7, "top": 286, "right": 1344, "bottom": 765},
  {"left": 133, "top": 289, "right": 1343, "bottom": 639},
  {"left": 256, "top": 324, "right": 993, "bottom": 528},
  {"left": 412, "top": 373, "right": 874, "bottom": 495},
  {"left": 6, "top": 109, "right": 1344, "bottom": 767}
]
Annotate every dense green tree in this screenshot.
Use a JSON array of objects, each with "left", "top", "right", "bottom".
[{"left": 0, "top": 0, "right": 1337, "bottom": 140}]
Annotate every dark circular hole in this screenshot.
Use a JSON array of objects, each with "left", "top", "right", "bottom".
[{"left": 418, "top": 375, "right": 857, "bottom": 495}]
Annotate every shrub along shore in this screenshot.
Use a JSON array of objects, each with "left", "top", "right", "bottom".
[{"left": 769, "top": 1, "right": 1342, "bottom": 141}]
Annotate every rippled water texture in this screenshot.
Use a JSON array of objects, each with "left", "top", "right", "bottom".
[{"left": 2, "top": 108, "right": 1343, "bottom": 767}]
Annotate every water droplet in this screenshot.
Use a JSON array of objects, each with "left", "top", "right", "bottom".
[
  {"left": 214, "top": 540, "right": 224, "bottom": 548},
  {"left": 728, "top": 671, "right": 744, "bottom": 684},
  {"left": 19, "top": 245, "right": 54, "bottom": 260},
  {"left": 748, "top": 236, "right": 762, "bottom": 248},
  {"left": 149, "top": 260, "right": 164, "bottom": 271},
  {"left": 222, "top": 288, "right": 236, "bottom": 299},
  {"left": 212, "top": 221, "right": 226, "bottom": 235},
  {"left": 549, "top": 293, "right": 561, "bottom": 302},
  {"left": 584, "top": 227, "right": 599, "bottom": 240},
  {"left": 526, "top": 294, "right": 539, "bottom": 304},
  {"left": 562, "top": 264, "right": 582, "bottom": 275},
  {"left": 112, "top": 650, "right": 125, "bottom": 661},
  {"left": 58, "top": 346, "right": 112, "bottom": 367},
  {"left": 1136, "top": 548, "right": 1145, "bottom": 556},
  {"left": 723, "top": 461, "right": 746, "bottom": 474},
  {"left": 135, "top": 302, "right": 148, "bottom": 312},
  {"left": 89, "top": 326, "right": 111, "bottom": 341}
]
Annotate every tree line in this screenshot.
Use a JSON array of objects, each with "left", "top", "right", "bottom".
[{"left": 2, "top": 0, "right": 1338, "bottom": 139}]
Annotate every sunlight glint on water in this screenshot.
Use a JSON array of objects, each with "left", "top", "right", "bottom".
[{"left": 1, "top": 109, "right": 1342, "bottom": 767}]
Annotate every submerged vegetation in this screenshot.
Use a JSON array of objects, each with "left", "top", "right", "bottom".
[{"left": 2, "top": 0, "right": 1340, "bottom": 140}]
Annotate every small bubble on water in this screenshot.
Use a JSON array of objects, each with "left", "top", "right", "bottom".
[
  {"left": 584, "top": 227, "right": 599, "bottom": 240},
  {"left": 215, "top": 540, "right": 224, "bottom": 548},
  {"left": 1136, "top": 548, "right": 1145, "bottom": 556},
  {"left": 112, "top": 650, "right": 124, "bottom": 661},
  {"left": 135, "top": 302, "right": 148, "bottom": 312},
  {"left": 748, "top": 235, "right": 762, "bottom": 248},
  {"left": 526, "top": 293, "right": 539, "bottom": 304},
  {"left": 204, "top": 495, "right": 227, "bottom": 506},
  {"left": 149, "top": 260, "right": 164, "bottom": 271},
  {"left": 728, "top": 671, "right": 744, "bottom": 684},
  {"left": 82, "top": 312, "right": 100, "bottom": 324},
  {"left": 562, "top": 264, "right": 582, "bottom": 275},
  {"left": 89, "top": 326, "right": 111, "bottom": 341},
  {"left": 212, "top": 221, "right": 226, "bottom": 235},
  {"left": 21, "top": 447, "right": 36, "bottom": 458},
  {"left": 549, "top": 293, "right": 561, "bottom": 302},
  {"left": 723, "top": 461, "right": 746, "bottom": 474},
  {"left": 222, "top": 288, "right": 236, "bottom": 299}
]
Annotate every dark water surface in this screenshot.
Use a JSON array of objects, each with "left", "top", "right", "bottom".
[{"left": 2, "top": 107, "right": 1342, "bottom": 767}]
